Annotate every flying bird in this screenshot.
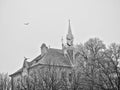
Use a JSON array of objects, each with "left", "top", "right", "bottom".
[{"left": 24, "top": 22, "right": 29, "bottom": 25}]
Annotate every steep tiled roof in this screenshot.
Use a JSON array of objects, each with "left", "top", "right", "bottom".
[
  {"left": 10, "top": 48, "right": 72, "bottom": 76},
  {"left": 9, "top": 55, "right": 42, "bottom": 76},
  {"left": 30, "top": 55, "right": 42, "bottom": 63},
  {"left": 38, "top": 48, "right": 72, "bottom": 66},
  {"left": 9, "top": 68, "right": 23, "bottom": 76}
]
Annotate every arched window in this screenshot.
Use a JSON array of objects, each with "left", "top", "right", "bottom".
[{"left": 68, "top": 72, "right": 72, "bottom": 83}]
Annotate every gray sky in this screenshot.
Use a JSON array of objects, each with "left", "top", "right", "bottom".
[{"left": 0, "top": 0, "right": 120, "bottom": 74}]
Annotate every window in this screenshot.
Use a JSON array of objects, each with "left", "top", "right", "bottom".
[{"left": 69, "top": 72, "right": 72, "bottom": 82}]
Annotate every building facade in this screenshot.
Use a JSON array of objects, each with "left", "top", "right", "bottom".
[{"left": 10, "top": 21, "right": 79, "bottom": 90}]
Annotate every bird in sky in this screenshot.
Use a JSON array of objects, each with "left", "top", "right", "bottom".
[{"left": 24, "top": 22, "right": 29, "bottom": 25}]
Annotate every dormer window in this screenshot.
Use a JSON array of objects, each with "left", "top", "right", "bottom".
[{"left": 69, "top": 72, "right": 72, "bottom": 83}]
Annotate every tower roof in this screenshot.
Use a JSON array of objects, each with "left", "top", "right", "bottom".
[{"left": 66, "top": 20, "right": 74, "bottom": 40}]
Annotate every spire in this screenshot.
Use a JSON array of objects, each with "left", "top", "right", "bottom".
[
  {"left": 68, "top": 19, "right": 72, "bottom": 35},
  {"left": 66, "top": 20, "right": 74, "bottom": 40},
  {"left": 66, "top": 19, "right": 74, "bottom": 46}
]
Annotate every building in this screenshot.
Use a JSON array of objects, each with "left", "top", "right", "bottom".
[{"left": 10, "top": 21, "right": 78, "bottom": 90}]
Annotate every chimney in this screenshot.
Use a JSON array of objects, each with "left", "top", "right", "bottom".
[{"left": 41, "top": 43, "right": 48, "bottom": 56}]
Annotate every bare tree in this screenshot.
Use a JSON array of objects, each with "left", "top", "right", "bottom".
[
  {"left": 0, "top": 73, "right": 11, "bottom": 90},
  {"left": 97, "top": 43, "right": 120, "bottom": 90},
  {"left": 11, "top": 38, "right": 120, "bottom": 90},
  {"left": 26, "top": 65, "right": 66, "bottom": 90},
  {"left": 75, "top": 38, "right": 107, "bottom": 90}
]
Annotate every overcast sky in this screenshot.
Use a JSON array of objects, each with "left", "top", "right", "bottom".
[{"left": 0, "top": 0, "right": 120, "bottom": 74}]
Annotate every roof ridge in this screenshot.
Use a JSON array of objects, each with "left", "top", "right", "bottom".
[
  {"left": 30, "top": 54, "right": 41, "bottom": 62},
  {"left": 48, "top": 48, "right": 63, "bottom": 53}
]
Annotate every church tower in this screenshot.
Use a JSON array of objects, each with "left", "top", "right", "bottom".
[
  {"left": 66, "top": 20, "right": 74, "bottom": 46},
  {"left": 64, "top": 20, "right": 75, "bottom": 67}
]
